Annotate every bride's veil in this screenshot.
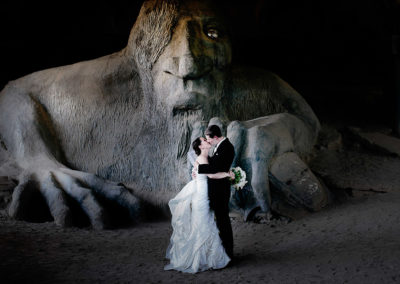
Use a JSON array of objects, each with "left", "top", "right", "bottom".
[
  {"left": 187, "top": 149, "right": 197, "bottom": 167},
  {"left": 186, "top": 121, "right": 207, "bottom": 177},
  {"left": 186, "top": 149, "right": 197, "bottom": 178}
]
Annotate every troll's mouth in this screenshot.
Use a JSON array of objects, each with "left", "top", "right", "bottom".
[{"left": 173, "top": 104, "right": 202, "bottom": 116}]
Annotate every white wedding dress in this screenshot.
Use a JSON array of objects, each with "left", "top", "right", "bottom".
[{"left": 164, "top": 172, "right": 231, "bottom": 273}]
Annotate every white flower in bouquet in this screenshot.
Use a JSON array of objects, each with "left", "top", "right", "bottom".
[{"left": 231, "top": 166, "right": 248, "bottom": 190}]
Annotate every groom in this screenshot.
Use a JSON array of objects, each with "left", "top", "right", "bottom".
[{"left": 197, "top": 125, "right": 235, "bottom": 259}]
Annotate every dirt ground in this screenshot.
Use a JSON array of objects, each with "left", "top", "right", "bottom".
[
  {"left": 1, "top": 124, "right": 400, "bottom": 283},
  {"left": 1, "top": 191, "right": 399, "bottom": 284}
]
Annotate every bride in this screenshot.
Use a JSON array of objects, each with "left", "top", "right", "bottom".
[{"left": 164, "top": 137, "right": 233, "bottom": 273}]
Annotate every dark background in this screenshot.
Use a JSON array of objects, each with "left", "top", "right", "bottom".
[{"left": 1, "top": 0, "right": 399, "bottom": 130}]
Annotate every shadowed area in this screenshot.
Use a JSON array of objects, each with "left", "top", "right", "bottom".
[{"left": 1, "top": 191, "right": 399, "bottom": 283}]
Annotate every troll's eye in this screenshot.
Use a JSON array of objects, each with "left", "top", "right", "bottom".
[{"left": 206, "top": 28, "right": 219, "bottom": 39}]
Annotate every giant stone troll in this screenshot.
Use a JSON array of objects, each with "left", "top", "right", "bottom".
[{"left": 0, "top": 0, "right": 328, "bottom": 228}]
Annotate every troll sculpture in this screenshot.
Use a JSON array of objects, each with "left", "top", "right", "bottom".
[{"left": 0, "top": 0, "right": 328, "bottom": 228}]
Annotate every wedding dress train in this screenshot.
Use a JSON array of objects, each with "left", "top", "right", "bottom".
[{"left": 164, "top": 173, "right": 230, "bottom": 273}]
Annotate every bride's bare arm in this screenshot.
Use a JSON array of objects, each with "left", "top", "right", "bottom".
[
  {"left": 195, "top": 157, "right": 234, "bottom": 179},
  {"left": 207, "top": 172, "right": 231, "bottom": 179}
]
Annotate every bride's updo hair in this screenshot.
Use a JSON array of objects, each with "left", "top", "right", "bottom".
[{"left": 192, "top": 137, "right": 202, "bottom": 156}]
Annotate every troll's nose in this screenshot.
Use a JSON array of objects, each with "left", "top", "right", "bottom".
[
  {"left": 176, "top": 55, "right": 198, "bottom": 79},
  {"left": 162, "top": 22, "right": 211, "bottom": 79},
  {"left": 165, "top": 53, "right": 211, "bottom": 79}
]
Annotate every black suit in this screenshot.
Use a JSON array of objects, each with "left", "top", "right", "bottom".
[{"left": 197, "top": 138, "right": 234, "bottom": 258}]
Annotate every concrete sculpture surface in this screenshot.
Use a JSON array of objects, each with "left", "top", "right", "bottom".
[{"left": 0, "top": 0, "right": 328, "bottom": 228}]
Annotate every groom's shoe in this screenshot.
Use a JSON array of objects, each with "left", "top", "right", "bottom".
[
  {"left": 226, "top": 257, "right": 235, "bottom": 268},
  {"left": 226, "top": 249, "right": 234, "bottom": 259},
  {"left": 226, "top": 250, "right": 234, "bottom": 267}
]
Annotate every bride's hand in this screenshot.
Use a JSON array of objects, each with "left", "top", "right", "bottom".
[
  {"left": 228, "top": 170, "right": 235, "bottom": 180},
  {"left": 191, "top": 166, "right": 197, "bottom": 180}
]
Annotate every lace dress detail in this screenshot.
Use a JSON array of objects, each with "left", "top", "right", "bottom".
[{"left": 164, "top": 173, "right": 230, "bottom": 273}]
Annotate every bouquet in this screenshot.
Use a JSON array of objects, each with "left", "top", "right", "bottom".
[{"left": 230, "top": 166, "right": 248, "bottom": 190}]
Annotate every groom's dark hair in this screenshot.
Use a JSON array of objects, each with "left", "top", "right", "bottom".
[{"left": 205, "top": 125, "right": 222, "bottom": 138}]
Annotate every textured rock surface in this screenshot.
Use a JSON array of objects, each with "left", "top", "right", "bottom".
[
  {"left": 347, "top": 127, "right": 400, "bottom": 157},
  {"left": 0, "top": 0, "right": 324, "bottom": 227},
  {"left": 310, "top": 124, "right": 400, "bottom": 197},
  {"left": 270, "top": 152, "right": 328, "bottom": 211}
]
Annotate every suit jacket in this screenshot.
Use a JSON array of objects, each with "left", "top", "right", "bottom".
[{"left": 197, "top": 138, "right": 235, "bottom": 193}]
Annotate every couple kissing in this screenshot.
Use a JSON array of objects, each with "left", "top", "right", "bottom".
[{"left": 165, "top": 125, "right": 235, "bottom": 273}]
